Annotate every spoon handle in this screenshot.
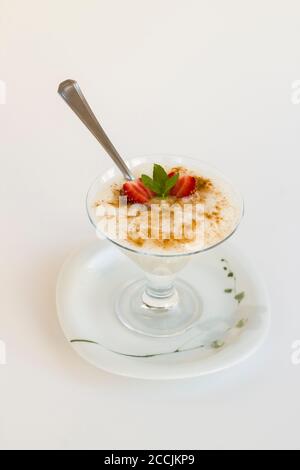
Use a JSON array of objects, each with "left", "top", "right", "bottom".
[{"left": 58, "top": 79, "right": 134, "bottom": 181}]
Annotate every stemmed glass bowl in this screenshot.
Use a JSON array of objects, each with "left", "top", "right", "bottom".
[{"left": 87, "top": 155, "right": 244, "bottom": 337}]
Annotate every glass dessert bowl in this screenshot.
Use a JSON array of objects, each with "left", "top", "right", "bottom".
[{"left": 87, "top": 155, "right": 244, "bottom": 337}]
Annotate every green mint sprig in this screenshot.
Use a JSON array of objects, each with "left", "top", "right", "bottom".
[{"left": 141, "top": 164, "right": 179, "bottom": 198}]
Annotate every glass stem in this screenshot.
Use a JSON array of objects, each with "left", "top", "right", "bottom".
[{"left": 143, "top": 273, "right": 179, "bottom": 309}]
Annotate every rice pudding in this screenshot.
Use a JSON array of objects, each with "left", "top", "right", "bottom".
[{"left": 92, "top": 163, "right": 241, "bottom": 255}]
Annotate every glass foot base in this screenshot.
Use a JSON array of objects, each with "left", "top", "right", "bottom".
[{"left": 115, "top": 279, "right": 202, "bottom": 337}]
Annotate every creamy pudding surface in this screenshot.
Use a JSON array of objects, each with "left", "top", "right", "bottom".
[{"left": 92, "top": 163, "right": 241, "bottom": 255}]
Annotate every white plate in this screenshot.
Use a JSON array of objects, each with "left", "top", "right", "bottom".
[{"left": 56, "top": 240, "right": 270, "bottom": 380}]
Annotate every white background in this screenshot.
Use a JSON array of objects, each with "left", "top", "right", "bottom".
[{"left": 1, "top": 0, "right": 300, "bottom": 450}]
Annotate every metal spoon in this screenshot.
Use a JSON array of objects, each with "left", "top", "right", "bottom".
[{"left": 58, "top": 79, "right": 135, "bottom": 181}]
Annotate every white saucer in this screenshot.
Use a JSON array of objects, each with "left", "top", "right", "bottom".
[{"left": 56, "top": 240, "right": 270, "bottom": 380}]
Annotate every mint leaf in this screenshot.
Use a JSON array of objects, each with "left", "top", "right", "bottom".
[
  {"left": 153, "top": 164, "right": 168, "bottom": 185},
  {"left": 141, "top": 175, "right": 161, "bottom": 194},
  {"left": 142, "top": 164, "right": 179, "bottom": 198},
  {"left": 164, "top": 173, "right": 179, "bottom": 195}
]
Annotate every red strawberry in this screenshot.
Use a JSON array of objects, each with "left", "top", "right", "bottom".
[
  {"left": 123, "top": 180, "right": 153, "bottom": 204},
  {"left": 169, "top": 175, "right": 196, "bottom": 198}
]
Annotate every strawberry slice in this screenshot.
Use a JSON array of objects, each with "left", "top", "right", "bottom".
[
  {"left": 123, "top": 180, "right": 153, "bottom": 204},
  {"left": 169, "top": 175, "right": 196, "bottom": 198}
]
